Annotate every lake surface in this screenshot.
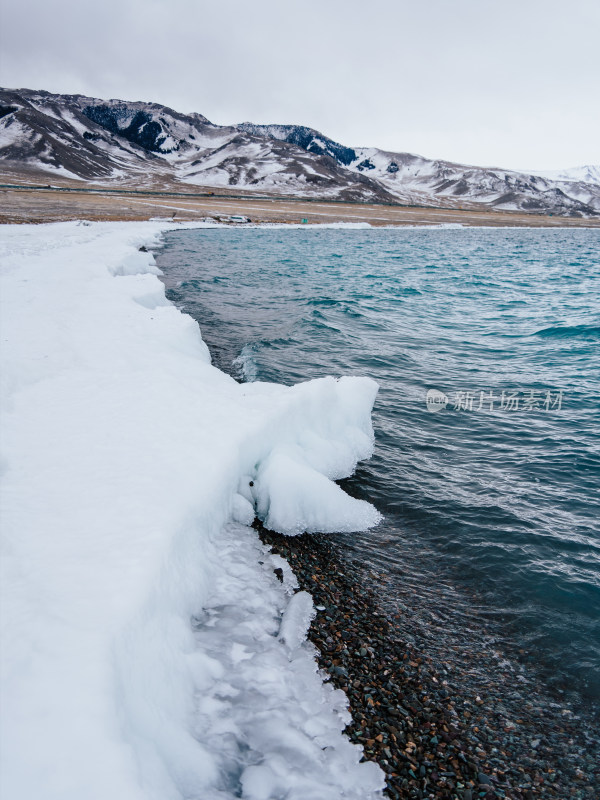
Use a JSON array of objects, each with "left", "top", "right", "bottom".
[{"left": 156, "top": 225, "right": 600, "bottom": 701}]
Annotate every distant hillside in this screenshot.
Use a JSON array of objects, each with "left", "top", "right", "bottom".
[
  {"left": 1, "top": 88, "right": 599, "bottom": 217},
  {"left": 534, "top": 165, "right": 600, "bottom": 186}
]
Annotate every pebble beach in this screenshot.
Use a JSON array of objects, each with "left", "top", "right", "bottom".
[{"left": 258, "top": 524, "right": 600, "bottom": 800}]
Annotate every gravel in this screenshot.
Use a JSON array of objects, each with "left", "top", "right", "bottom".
[{"left": 257, "top": 524, "right": 600, "bottom": 800}]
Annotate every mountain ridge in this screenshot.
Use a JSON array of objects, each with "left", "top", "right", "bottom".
[{"left": 1, "top": 87, "right": 598, "bottom": 217}]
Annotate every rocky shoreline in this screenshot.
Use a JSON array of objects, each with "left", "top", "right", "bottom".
[{"left": 257, "top": 524, "right": 599, "bottom": 800}]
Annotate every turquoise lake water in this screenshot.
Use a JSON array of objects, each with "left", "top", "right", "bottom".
[{"left": 157, "top": 226, "right": 600, "bottom": 701}]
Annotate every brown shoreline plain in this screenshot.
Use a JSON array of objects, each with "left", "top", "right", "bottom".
[{"left": 2, "top": 169, "right": 599, "bottom": 228}]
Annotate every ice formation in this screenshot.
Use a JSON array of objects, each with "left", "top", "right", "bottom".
[{"left": 0, "top": 221, "right": 384, "bottom": 799}]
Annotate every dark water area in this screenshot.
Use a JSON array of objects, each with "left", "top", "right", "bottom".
[{"left": 155, "top": 225, "right": 600, "bottom": 704}]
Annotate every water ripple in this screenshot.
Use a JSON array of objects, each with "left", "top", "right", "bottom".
[{"left": 157, "top": 226, "right": 600, "bottom": 700}]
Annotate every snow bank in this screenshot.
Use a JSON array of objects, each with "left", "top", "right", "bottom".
[{"left": 0, "top": 222, "right": 383, "bottom": 799}]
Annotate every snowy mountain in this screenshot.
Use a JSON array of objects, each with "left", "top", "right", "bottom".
[
  {"left": 1, "top": 87, "right": 599, "bottom": 217},
  {"left": 344, "top": 147, "right": 600, "bottom": 216},
  {"left": 0, "top": 88, "right": 395, "bottom": 203},
  {"left": 534, "top": 165, "right": 600, "bottom": 185},
  {"left": 237, "top": 122, "right": 358, "bottom": 166}
]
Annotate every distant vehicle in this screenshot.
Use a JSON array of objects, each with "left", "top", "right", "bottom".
[{"left": 229, "top": 215, "right": 250, "bottom": 223}]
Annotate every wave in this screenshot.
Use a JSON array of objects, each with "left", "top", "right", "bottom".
[
  {"left": 305, "top": 297, "right": 342, "bottom": 307},
  {"left": 233, "top": 343, "right": 259, "bottom": 381},
  {"left": 532, "top": 324, "right": 600, "bottom": 339},
  {"left": 233, "top": 338, "right": 297, "bottom": 381}
]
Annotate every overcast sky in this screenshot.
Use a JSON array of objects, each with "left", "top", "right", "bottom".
[{"left": 1, "top": 0, "right": 598, "bottom": 170}]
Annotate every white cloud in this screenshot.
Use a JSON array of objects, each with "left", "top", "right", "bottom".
[{"left": 1, "top": 0, "right": 598, "bottom": 170}]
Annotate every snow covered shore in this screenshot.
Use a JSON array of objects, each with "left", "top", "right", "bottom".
[{"left": 0, "top": 222, "right": 384, "bottom": 799}]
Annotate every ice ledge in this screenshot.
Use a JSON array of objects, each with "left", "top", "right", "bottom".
[{"left": 0, "top": 221, "right": 384, "bottom": 799}]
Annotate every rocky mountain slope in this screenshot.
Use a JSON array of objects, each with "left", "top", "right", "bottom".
[
  {"left": 1, "top": 87, "right": 598, "bottom": 217},
  {"left": 536, "top": 165, "right": 600, "bottom": 185}
]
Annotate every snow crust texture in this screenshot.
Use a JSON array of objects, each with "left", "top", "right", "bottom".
[{"left": 0, "top": 221, "right": 384, "bottom": 799}]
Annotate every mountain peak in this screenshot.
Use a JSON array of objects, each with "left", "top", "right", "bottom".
[{"left": 1, "top": 87, "right": 598, "bottom": 217}]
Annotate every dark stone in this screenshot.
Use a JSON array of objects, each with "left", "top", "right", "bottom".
[
  {"left": 0, "top": 105, "right": 18, "bottom": 119},
  {"left": 356, "top": 158, "right": 376, "bottom": 171}
]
